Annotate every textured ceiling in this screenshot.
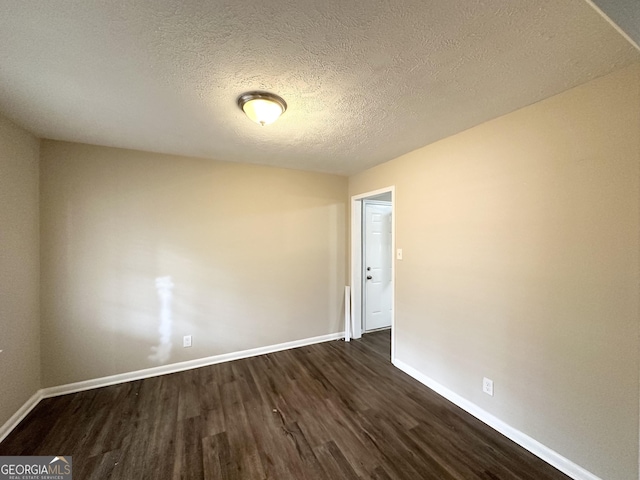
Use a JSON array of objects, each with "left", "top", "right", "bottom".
[{"left": 0, "top": 0, "right": 637, "bottom": 175}]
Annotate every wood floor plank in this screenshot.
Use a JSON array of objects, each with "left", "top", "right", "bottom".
[
  {"left": 173, "top": 416, "right": 205, "bottom": 480},
  {"left": 371, "top": 465, "right": 394, "bottom": 480},
  {"left": 243, "top": 401, "right": 294, "bottom": 480},
  {"left": 1, "top": 330, "right": 571, "bottom": 480},
  {"left": 88, "top": 449, "right": 125, "bottom": 480},
  {"left": 220, "top": 382, "right": 265, "bottom": 480},
  {"left": 314, "top": 440, "right": 361, "bottom": 480},
  {"left": 202, "top": 432, "right": 236, "bottom": 480},
  {"left": 356, "top": 407, "right": 454, "bottom": 480},
  {"left": 282, "top": 421, "right": 329, "bottom": 480},
  {"left": 202, "top": 405, "right": 226, "bottom": 437}
]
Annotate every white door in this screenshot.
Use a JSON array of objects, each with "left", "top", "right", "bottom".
[{"left": 363, "top": 201, "right": 392, "bottom": 331}]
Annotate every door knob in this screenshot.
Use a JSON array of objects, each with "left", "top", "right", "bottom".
[{"left": 366, "top": 275, "right": 373, "bottom": 280}]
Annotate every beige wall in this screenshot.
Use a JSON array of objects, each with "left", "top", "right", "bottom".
[
  {"left": 40, "top": 142, "right": 347, "bottom": 387},
  {"left": 349, "top": 64, "right": 640, "bottom": 480},
  {"left": 0, "top": 115, "right": 40, "bottom": 429}
]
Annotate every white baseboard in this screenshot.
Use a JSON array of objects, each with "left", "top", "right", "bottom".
[
  {"left": 0, "top": 332, "right": 343, "bottom": 444},
  {"left": 0, "top": 391, "right": 43, "bottom": 444},
  {"left": 41, "top": 332, "right": 344, "bottom": 399},
  {"left": 393, "top": 359, "right": 602, "bottom": 480}
]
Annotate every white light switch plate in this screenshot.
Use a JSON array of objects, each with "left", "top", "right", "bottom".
[{"left": 396, "top": 249, "right": 403, "bottom": 260}]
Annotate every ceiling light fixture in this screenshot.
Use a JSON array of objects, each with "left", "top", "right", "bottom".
[{"left": 237, "top": 91, "right": 287, "bottom": 126}]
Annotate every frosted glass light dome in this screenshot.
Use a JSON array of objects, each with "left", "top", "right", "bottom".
[{"left": 237, "top": 92, "right": 287, "bottom": 126}]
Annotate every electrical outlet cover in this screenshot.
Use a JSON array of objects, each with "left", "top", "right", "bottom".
[{"left": 482, "top": 377, "right": 494, "bottom": 396}]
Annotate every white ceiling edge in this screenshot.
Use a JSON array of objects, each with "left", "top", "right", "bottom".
[{"left": 586, "top": 0, "right": 640, "bottom": 51}]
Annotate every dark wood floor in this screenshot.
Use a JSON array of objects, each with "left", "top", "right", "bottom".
[{"left": 1, "top": 330, "right": 569, "bottom": 479}]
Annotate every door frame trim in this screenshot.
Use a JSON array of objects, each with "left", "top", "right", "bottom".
[{"left": 350, "top": 186, "right": 396, "bottom": 361}]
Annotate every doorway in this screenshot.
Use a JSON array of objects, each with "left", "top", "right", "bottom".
[{"left": 350, "top": 186, "right": 395, "bottom": 361}]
